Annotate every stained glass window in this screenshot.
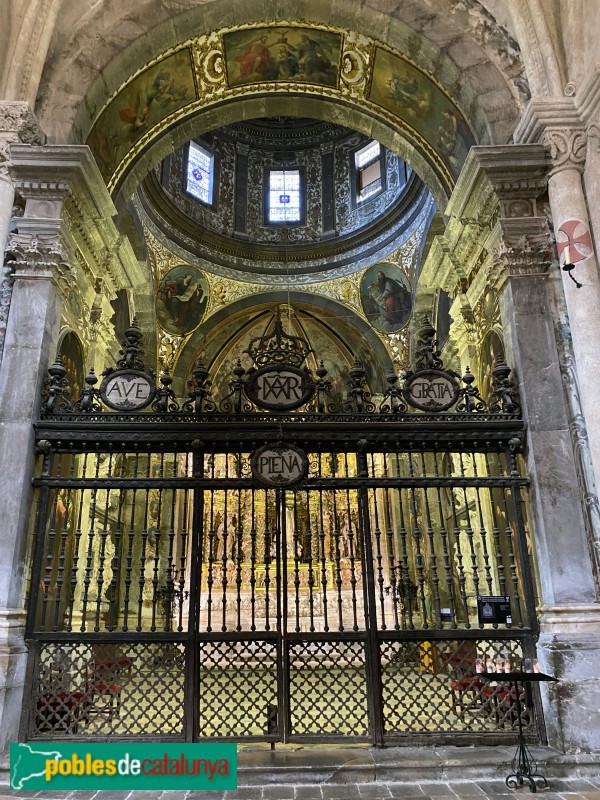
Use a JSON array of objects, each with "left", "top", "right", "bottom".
[
  {"left": 268, "top": 170, "right": 302, "bottom": 223},
  {"left": 186, "top": 141, "right": 215, "bottom": 205},
  {"left": 355, "top": 140, "right": 383, "bottom": 203}
]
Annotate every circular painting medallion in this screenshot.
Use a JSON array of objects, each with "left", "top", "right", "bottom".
[{"left": 156, "top": 265, "right": 208, "bottom": 336}]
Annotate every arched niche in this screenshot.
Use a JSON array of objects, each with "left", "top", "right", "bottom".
[
  {"left": 56, "top": 330, "right": 85, "bottom": 402},
  {"left": 170, "top": 293, "right": 395, "bottom": 399}
]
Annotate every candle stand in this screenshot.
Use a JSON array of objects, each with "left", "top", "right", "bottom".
[{"left": 480, "top": 671, "right": 557, "bottom": 793}]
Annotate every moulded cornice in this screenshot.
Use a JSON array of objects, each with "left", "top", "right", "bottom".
[
  {"left": 571, "top": 65, "right": 600, "bottom": 125},
  {"left": 8, "top": 144, "right": 144, "bottom": 293},
  {"left": 513, "top": 98, "right": 583, "bottom": 144},
  {"left": 445, "top": 144, "right": 549, "bottom": 228}
]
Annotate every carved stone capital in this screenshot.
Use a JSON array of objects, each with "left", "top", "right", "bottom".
[
  {"left": 542, "top": 127, "right": 587, "bottom": 176},
  {"left": 587, "top": 122, "right": 600, "bottom": 154},
  {"left": 488, "top": 220, "right": 554, "bottom": 292},
  {"left": 5, "top": 232, "right": 75, "bottom": 288},
  {"left": 0, "top": 102, "right": 44, "bottom": 181}
]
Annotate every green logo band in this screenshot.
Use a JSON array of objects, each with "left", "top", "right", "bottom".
[{"left": 10, "top": 742, "right": 237, "bottom": 790}]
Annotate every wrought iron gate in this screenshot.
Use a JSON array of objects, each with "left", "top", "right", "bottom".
[{"left": 23, "top": 318, "right": 543, "bottom": 745}]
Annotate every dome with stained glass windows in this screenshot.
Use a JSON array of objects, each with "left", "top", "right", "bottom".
[{"left": 136, "top": 117, "right": 433, "bottom": 283}]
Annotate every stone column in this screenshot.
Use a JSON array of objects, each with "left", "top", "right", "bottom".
[
  {"left": 541, "top": 127, "right": 600, "bottom": 494},
  {"left": 491, "top": 214, "right": 600, "bottom": 754}
]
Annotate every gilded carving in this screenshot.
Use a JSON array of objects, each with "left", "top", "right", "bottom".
[
  {"left": 82, "top": 22, "right": 475, "bottom": 196},
  {"left": 192, "top": 32, "right": 228, "bottom": 99},
  {"left": 157, "top": 330, "right": 187, "bottom": 371},
  {"left": 340, "top": 32, "right": 372, "bottom": 97}
]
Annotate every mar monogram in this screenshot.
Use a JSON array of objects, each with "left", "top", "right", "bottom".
[{"left": 245, "top": 364, "right": 314, "bottom": 411}]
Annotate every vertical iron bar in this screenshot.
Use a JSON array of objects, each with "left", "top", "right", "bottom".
[
  {"left": 305, "top": 487, "right": 315, "bottom": 632},
  {"left": 250, "top": 489, "right": 257, "bottom": 632},
  {"left": 396, "top": 484, "right": 414, "bottom": 630},
  {"left": 94, "top": 462, "right": 113, "bottom": 633},
  {"left": 472, "top": 455, "right": 495, "bottom": 595},
  {"left": 108, "top": 485, "right": 126, "bottom": 632},
  {"left": 278, "top": 488, "right": 289, "bottom": 742},
  {"left": 122, "top": 452, "right": 139, "bottom": 632},
  {"left": 81, "top": 454, "right": 101, "bottom": 632},
  {"left": 178, "top": 487, "right": 190, "bottom": 634},
  {"left": 458, "top": 449, "right": 481, "bottom": 602},
  {"left": 407, "top": 451, "right": 428, "bottom": 628},
  {"left": 264, "top": 488, "right": 272, "bottom": 632},
  {"left": 318, "top": 488, "right": 329, "bottom": 632},
  {"left": 292, "top": 490, "right": 301, "bottom": 633},
  {"left": 235, "top": 489, "right": 243, "bottom": 632},
  {"left": 136, "top": 465, "right": 151, "bottom": 632},
  {"left": 66, "top": 465, "right": 87, "bottom": 633},
  {"left": 52, "top": 481, "right": 73, "bottom": 631},
  {"left": 420, "top": 452, "right": 442, "bottom": 628},
  {"left": 331, "top": 489, "right": 344, "bottom": 631},
  {"left": 369, "top": 455, "right": 386, "bottom": 630},
  {"left": 484, "top": 451, "right": 507, "bottom": 597},
  {"left": 186, "top": 447, "right": 204, "bottom": 742},
  {"left": 498, "top": 482, "right": 524, "bottom": 627},
  {"left": 448, "top": 455, "right": 470, "bottom": 627},
  {"left": 357, "top": 443, "right": 385, "bottom": 747},
  {"left": 26, "top": 449, "right": 55, "bottom": 638},
  {"left": 432, "top": 450, "right": 457, "bottom": 629}
]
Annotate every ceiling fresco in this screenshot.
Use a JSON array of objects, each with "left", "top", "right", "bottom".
[{"left": 84, "top": 22, "right": 480, "bottom": 198}]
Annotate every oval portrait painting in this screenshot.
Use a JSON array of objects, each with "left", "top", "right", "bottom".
[
  {"left": 360, "top": 263, "right": 412, "bottom": 334},
  {"left": 156, "top": 265, "right": 208, "bottom": 336}
]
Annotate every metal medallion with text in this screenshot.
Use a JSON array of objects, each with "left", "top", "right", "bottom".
[
  {"left": 245, "top": 364, "right": 314, "bottom": 411},
  {"left": 251, "top": 443, "right": 309, "bottom": 487},
  {"left": 99, "top": 369, "right": 156, "bottom": 411},
  {"left": 403, "top": 369, "right": 459, "bottom": 412}
]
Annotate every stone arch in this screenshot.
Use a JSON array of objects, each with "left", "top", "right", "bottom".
[
  {"left": 28, "top": 1, "right": 526, "bottom": 207},
  {"left": 170, "top": 292, "right": 395, "bottom": 397}
]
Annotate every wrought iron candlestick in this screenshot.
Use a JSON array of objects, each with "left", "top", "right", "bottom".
[{"left": 480, "top": 671, "right": 557, "bottom": 793}]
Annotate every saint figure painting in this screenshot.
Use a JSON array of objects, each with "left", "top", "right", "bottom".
[
  {"left": 360, "top": 263, "right": 412, "bottom": 334},
  {"left": 156, "top": 265, "right": 208, "bottom": 336}
]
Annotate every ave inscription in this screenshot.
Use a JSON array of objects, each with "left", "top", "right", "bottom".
[
  {"left": 251, "top": 444, "right": 309, "bottom": 487},
  {"left": 100, "top": 370, "right": 156, "bottom": 411}
]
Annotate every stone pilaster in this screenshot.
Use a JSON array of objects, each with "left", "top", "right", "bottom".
[
  {"left": 424, "top": 143, "right": 600, "bottom": 751},
  {"left": 0, "top": 144, "right": 140, "bottom": 751},
  {"left": 0, "top": 103, "right": 44, "bottom": 368},
  {"left": 0, "top": 230, "right": 66, "bottom": 752}
]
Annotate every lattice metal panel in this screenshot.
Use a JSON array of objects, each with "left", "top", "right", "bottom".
[
  {"left": 30, "top": 641, "right": 186, "bottom": 738},
  {"left": 198, "top": 640, "right": 278, "bottom": 737},
  {"left": 380, "top": 638, "right": 534, "bottom": 737},
  {"left": 288, "top": 639, "right": 369, "bottom": 736}
]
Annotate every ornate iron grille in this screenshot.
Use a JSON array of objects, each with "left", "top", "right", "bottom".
[{"left": 24, "top": 317, "right": 541, "bottom": 744}]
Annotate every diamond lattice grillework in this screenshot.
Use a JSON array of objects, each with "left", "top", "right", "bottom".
[
  {"left": 31, "top": 642, "right": 186, "bottom": 738},
  {"left": 380, "top": 638, "right": 534, "bottom": 736},
  {"left": 198, "top": 639, "right": 278, "bottom": 737},
  {"left": 288, "top": 639, "right": 369, "bottom": 735}
]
